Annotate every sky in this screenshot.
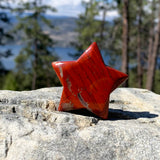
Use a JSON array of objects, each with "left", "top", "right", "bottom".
[
  {"left": 6, "top": 0, "right": 119, "bottom": 20},
  {"left": 45, "top": 0, "right": 119, "bottom": 20}
]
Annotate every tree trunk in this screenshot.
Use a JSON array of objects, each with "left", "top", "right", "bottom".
[
  {"left": 121, "top": 0, "right": 129, "bottom": 87},
  {"left": 100, "top": 6, "right": 106, "bottom": 41},
  {"left": 146, "top": 0, "right": 160, "bottom": 91},
  {"left": 32, "top": 0, "right": 38, "bottom": 90},
  {"left": 137, "top": 0, "right": 143, "bottom": 88},
  {"left": 32, "top": 66, "right": 37, "bottom": 90},
  {"left": 32, "top": 40, "right": 38, "bottom": 90}
]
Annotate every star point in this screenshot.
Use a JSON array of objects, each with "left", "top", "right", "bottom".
[{"left": 52, "top": 42, "right": 128, "bottom": 119}]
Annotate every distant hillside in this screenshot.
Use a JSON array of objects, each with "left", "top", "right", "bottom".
[
  {"left": 47, "top": 16, "right": 78, "bottom": 47},
  {"left": 2, "top": 13, "right": 78, "bottom": 48}
]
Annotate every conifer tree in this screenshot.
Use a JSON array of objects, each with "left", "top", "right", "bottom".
[
  {"left": 70, "top": 0, "right": 102, "bottom": 58},
  {"left": 146, "top": 0, "right": 160, "bottom": 91},
  {"left": 10, "top": 0, "right": 60, "bottom": 90},
  {"left": 0, "top": 1, "right": 13, "bottom": 89}
]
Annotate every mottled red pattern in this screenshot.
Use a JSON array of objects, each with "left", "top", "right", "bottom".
[{"left": 52, "top": 42, "right": 128, "bottom": 119}]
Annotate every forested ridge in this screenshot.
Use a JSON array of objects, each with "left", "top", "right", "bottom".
[{"left": 0, "top": 0, "right": 160, "bottom": 94}]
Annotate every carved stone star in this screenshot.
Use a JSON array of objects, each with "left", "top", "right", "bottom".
[{"left": 52, "top": 42, "right": 128, "bottom": 119}]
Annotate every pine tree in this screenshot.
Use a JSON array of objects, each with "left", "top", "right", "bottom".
[
  {"left": 146, "top": 0, "right": 160, "bottom": 91},
  {"left": 8, "top": 0, "right": 60, "bottom": 90},
  {"left": 99, "top": 0, "right": 116, "bottom": 48},
  {"left": 0, "top": 1, "right": 13, "bottom": 89},
  {"left": 121, "top": 0, "right": 129, "bottom": 87},
  {"left": 70, "top": 0, "right": 102, "bottom": 58},
  {"left": 136, "top": 0, "right": 143, "bottom": 88}
]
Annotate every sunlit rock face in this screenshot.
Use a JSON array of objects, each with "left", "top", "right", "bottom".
[{"left": 0, "top": 87, "right": 160, "bottom": 160}]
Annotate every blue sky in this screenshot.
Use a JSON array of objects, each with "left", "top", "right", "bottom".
[
  {"left": 6, "top": 0, "right": 118, "bottom": 20},
  {"left": 45, "top": 0, "right": 119, "bottom": 20}
]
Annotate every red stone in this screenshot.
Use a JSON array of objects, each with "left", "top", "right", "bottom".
[{"left": 52, "top": 42, "right": 128, "bottom": 119}]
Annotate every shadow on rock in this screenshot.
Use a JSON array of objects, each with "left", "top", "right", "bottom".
[
  {"left": 108, "top": 109, "right": 158, "bottom": 120},
  {"left": 67, "top": 109, "right": 100, "bottom": 119},
  {"left": 67, "top": 108, "right": 158, "bottom": 121}
]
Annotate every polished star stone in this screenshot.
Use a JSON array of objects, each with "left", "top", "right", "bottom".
[{"left": 52, "top": 42, "right": 128, "bottom": 119}]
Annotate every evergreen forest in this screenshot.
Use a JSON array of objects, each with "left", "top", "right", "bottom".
[{"left": 0, "top": 0, "right": 160, "bottom": 94}]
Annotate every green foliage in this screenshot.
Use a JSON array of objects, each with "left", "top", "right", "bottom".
[
  {"left": 3, "top": 72, "right": 17, "bottom": 90},
  {"left": 0, "top": 73, "right": 6, "bottom": 89},
  {"left": 71, "top": 0, "right": 103, "bottom": 58},
  {"left": 3, "top": 71, "right": 33, "bottom": 91},
  {"left": 1, "top": 0, "right": 160, "bottom": 94},
  {"left": 128, "top": 68, "right": 138, "bottom": 88},
  {"left": 105, "top": 0, "right": 160, "bottom": 93},
  {"left": 154, "top": 70, "right": 160, "bottom": 94},
  {"left": 107, "top": 18, "right": 122, "bottom": 57},
  {"left": 0, "top": 1, "right": 13, "bottom": 79},
  {"left": 7, "top": 0, "right": 60, "bottom": 90}
]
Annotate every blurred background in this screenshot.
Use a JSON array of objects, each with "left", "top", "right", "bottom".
[{"left": 0, "top": 0, "right": 160, "bottom": 94}]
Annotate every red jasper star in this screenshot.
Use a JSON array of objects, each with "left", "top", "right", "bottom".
[{"left": 52, "top": 42, "right": 128, "bottom": 119}]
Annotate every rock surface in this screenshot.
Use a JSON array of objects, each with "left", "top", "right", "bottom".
[{"left": 0, "top": 87, "right": 160, "bottom": 160}]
